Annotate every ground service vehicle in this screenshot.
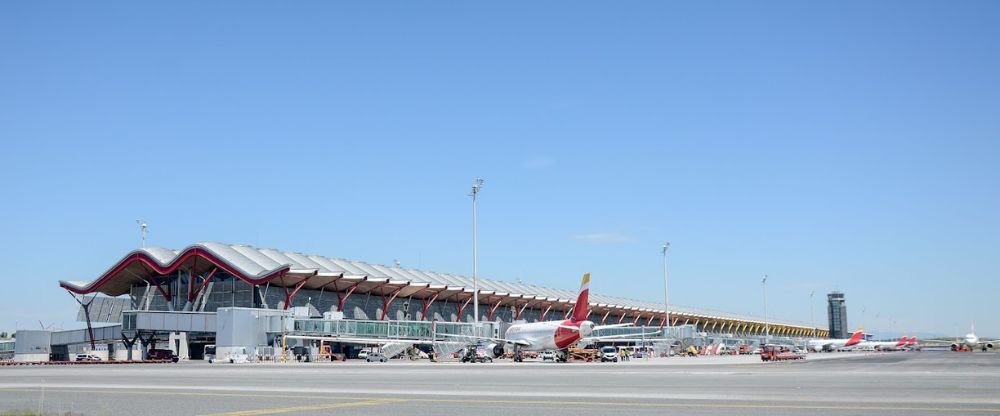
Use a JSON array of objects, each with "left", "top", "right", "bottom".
[
  {"left": 226, "top": 347, "right": 249, "bottom": 363},
  {"left": 760, "top": 344, "right": 804, "bottom": 361},
  {"left": 204, "top": 345, "right": 216, "bottom": 363},
  {"left": 600, "top": 346, "right": 618, "bottom": 362},
  {"left": 147, "top": 349, "right": 179, "bottom": 363},
  {"left": 568, "top": 347, "right": 598, "bottom": 362},
  {"left": 461, "top": 345, "right": 494, "bottom": 363},
  {"left": 541, "top": 350, "right": 557, "bottom": 361},
  {"left": 75, "top": 353, "right": 101, "bottom": 361},
  {"left": 679, "top": 345, "right": 699, "bottom": 357},
  {"left": 366, "top": 352, "right": 388, "bottom": 363}
]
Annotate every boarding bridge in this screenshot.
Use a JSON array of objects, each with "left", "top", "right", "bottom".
[
  {"left": 590, "top": 324, "right": 692, "bottom": 340},
  {"left": 122, "top": 311, "right": 217, "bottom": 333},
  {"left": 291, "top": 319, "right": 498, "bottom": 341},
  {"left": 51, "top": 325, "right": 123, "bottom": 346}
]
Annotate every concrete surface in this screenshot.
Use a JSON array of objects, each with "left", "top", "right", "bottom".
[{"left": 0, "top": 351, "right": 997, "bottom": 415}]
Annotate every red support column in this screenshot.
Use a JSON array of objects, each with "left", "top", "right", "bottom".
[
  {"left": 282, "top": 275, "right": 314, "bottom": 310},
  {"left": 540, "top": 304, "right": 554, "bottom": 321},
  {"left": 188, "top": 268, "right": 218, "bottom": 302},
  {"left": 633, "top": 313, "right": 642, "bottom": 326},
  {"left": 647, "top": 315, "right": 655, "bottom": 326},
  {"left": 563, "top": 307, "right": 573, "bottom": 320},
  {"left": 336, "top": 281, "right": 364, "bottom": 312},
  {"left": 601, "top": 310, "right": 611, "bottom": 325},
  {"left": 420, "top": 292, "right": 441, "bottom": 321},
  {"left": 515, "top": 301, "right": 533, "bottom": 321},
  {"left": 148, "top": 277, "right": 172, "bottom": 303},
  {"left": 486, "top": 299, "right": 504, "bottom": 321},
  {"left": 380, "top": 287, "right": 404, "bottom": 321},
  {"left": 618, "top": 312, "right": 627, "bottom": 324},
  {"left": 455, "top": 296, "right": 474, "bottom": 322}
]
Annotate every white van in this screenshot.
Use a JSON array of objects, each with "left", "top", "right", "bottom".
[{"left": 600, "top": 346, "right": 618, "bottom": 362}]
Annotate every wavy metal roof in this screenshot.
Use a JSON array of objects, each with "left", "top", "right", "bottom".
[{"left": 60, "top": 242, "right": 812, "bottom": 328}]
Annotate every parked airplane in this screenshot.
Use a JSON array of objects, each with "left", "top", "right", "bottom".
[
  {"left": 906, "top": 336, "right": 917, "bottom": 348},
  {"left": 952, "top": 323, "right": 993, "bottom": 351},
  {"left": 854, "top": 335, "right": 908, "bottom": 351},
  {"left": 806, "top": 329, "right": 864, "bottom": 352},
  {"left": 443, "top": 273, "right": 658, "bottom": 361}
]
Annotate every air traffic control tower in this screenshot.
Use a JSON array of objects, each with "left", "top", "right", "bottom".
[{"left": 827, "top": 291, "right": 848, "bottom": 339}]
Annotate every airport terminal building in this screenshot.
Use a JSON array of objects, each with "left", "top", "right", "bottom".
[{"left": 15, "top": 242, "right": 827, "bottom": 361}]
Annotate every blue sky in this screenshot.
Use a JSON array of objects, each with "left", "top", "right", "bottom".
[{"left": 1, "top": 1, "right": 997, "bottom": 337}]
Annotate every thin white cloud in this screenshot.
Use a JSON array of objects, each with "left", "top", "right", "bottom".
[{"left": 573, "top": 232, "right": 636, "bottom": 244}]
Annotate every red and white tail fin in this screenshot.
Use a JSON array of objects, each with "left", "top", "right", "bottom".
[
  {"left": 572, "top": 273, "right": 590, "bottom": 322},
  {"left": 845, "top": 329, "right": 864, "bottom": 346},
  {"left": 907, "top": 336, "right": 917, "bottom": 346},
  {"left": 896, "top": 336, "right": 907, "bottom": 347}
]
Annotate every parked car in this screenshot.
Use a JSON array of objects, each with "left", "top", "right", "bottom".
[
  {"left": 357, "top": 350, "right": 369, "bottom": 360},
  {"left": 600, "top": 346, "right": 618, "bottom": 362},
  {"left": 75, "top": 353, "right": 101, "bottom": 362},
  {"left": 147, "top": 349, "right": 179, "bottom": 363},
  {"left": 366, "top": 353, "right": 388, "bottom": 363},
  {"left": 541, "top": 350, "right": 557, "bottom": 362}
]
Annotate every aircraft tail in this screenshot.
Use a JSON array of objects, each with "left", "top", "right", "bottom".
[
  {"left": 907, "top": 336, "right": 917, "bottom": 346},
  {"left": 572, "top": 273, "right": 590, "bottom": 322},
  {"left": 845, "top": 329, "right": 864, "bottom": 346},
  {"left": 896, "top": 336, "right": 907, "bottom": 347}
]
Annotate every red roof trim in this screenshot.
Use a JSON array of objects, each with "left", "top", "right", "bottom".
[{"left": 60, "top": 247, "right": 290, "bottom": 295}]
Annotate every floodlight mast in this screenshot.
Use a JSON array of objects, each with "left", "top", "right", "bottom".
[
  {"left": 661, "top": 243, "right": 670, "bottom": 334},
  {"left": 762, "top": 275, "right": 769, "bottom": 344},
  {"left": 470, "top": 178, "right": 484, "bottom": 328},
  {"left": 810, "top": 291, "right": 816, "bottom": 338},
  {"left": 135, "top": 219, "right": 148, "bottom": 248}
]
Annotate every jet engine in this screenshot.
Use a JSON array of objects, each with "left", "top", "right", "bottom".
[
  {"left": 487, "top": 343, "right": 505, "bottom": 358},
  {"left": 986, "top": 342, "right": 994, "bottom": 350},
  {"left": 951, "top": 343, "right": 960, "bottom": 351}
]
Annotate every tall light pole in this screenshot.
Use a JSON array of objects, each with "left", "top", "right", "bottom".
[
  {"left": 810, "top": 291, "right": 816, "bottom": 338},
  {"left": 470, "top": 178, "right": 484, "bottom": 327},
  {"left": 762, "top": 275, "right": 769, "bottom": 344},
  {"left": 135, "top": 219, "right": 148, "bottom": 248},
  {"left": 661, "top": 243, "right": 670, "bottom": 334}
]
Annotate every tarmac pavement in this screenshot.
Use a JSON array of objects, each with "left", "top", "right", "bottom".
[{"left": 0, "top": 351, "right": 997, "bottom": 415}]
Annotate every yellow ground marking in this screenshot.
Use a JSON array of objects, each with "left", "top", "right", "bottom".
[
  {"left": 0, "top": 387, "right": 997, "bottom": 414},
  {"left": 197, "top": 399, "right": 402, "bottom": 416}
]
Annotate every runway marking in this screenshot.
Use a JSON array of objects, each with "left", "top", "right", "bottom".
[
  {"left": 1, "top": 387, "right": 999, "bottom": 414},
  {"left": 197, "top": 399, "right": 403, "bottom": 416}
]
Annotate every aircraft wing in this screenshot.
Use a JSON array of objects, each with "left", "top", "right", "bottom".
[{"left": 436, "top": 332, "right": 532, "bottom": 347}]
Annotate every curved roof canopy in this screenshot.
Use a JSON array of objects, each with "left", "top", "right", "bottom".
[{"left": 60, "top": 242, "right": 813, "bottom": 328}]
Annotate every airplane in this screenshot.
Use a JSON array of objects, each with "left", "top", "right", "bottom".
[
  {"left": 853, "top": 335, "right": 908, "bottom": 351},
  {"left": 441, "top": 273, "right": 659, "bottom": 361},
  {"left": 806, "top": 328, "right": 864, "bottom": 352},
  {"left": 906, "top": 336, "right": 918, "bottom": 348},
  {"left": 952, "top": 323, "right": 994, "bottom": 352}
]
